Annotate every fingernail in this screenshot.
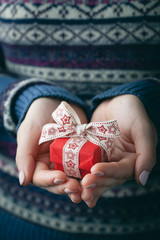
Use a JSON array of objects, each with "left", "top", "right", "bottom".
[
  {"left": 139, "top": 170, "right": 150, "bottom": 186},
  {"left": 83, "top": 183, "right": 96, "bottom": 189},
  {"left": 70, "top": 197, "right": 81, "bottom": 203},
  {"left": 19, "top": 170, "right": 25, "bottom": 185},
  {"left": 64, "top": 188, "right": 77, "bottom": 194},
  {"left": 92, "top": 171, "right": 104, "bottom": 176},
  {"left": 54, "top": 178, "right": 65, "bottom": 184}
]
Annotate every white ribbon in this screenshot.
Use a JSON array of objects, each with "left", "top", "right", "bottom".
[{"left": 39, "top": 101, "right": 120, "bottom": 178}]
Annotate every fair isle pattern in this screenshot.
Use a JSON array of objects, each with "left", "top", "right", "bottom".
[
  {"left": 0, "top": 1, "right": 160, "bottom": 20},
  {"left": 0, "top": 21, "right": 160, "bottom": 45},
  {"left": 0, "top": 1, "right": 160, "bottom": 83},
  {"left": 6, "top": 61, "right": 160, "bottom": 84},
  {"left": 3, "top": 44, "right": 159, "bottom": 70},
  {"left": 0, "top": 2, "right": 160, "bottom": 46},
  {"left": 0, "top": 153, "right": 18, "bottom": 177},
  {"left": 4, "top": 61, "right": 160, "bottom": 98},
  {"left": 0, "top": 187, "right": 160, "bottom": 234},
  {"left": 1, "top": 147, "right": 160, "bottom": 235},
  {"left": 0, "top": 154, "right": 160, "bottom": 234}
]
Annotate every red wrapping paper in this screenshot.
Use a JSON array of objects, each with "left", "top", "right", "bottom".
[{"left": 50, "top": 138, "right": 106, "bottom": 178}]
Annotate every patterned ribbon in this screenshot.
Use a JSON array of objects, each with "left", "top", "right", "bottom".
[{"left": 39, "top": 101, "right": 120, "bottom": 178}]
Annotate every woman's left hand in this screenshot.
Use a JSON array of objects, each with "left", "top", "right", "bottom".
[{"left": 81, "top": 95, "right": 157, "bottom": 208}]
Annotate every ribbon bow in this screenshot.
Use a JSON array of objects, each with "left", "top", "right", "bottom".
[{"left": 39, "top": 101, "right": 120, "bottom": 178}]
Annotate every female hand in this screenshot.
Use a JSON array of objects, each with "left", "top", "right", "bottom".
[
  {"left": 81, "top": 94, "right": 157, "bottom": 208},
  {"left": 16, "top": 97, "right": 88, "bottom": 203}
]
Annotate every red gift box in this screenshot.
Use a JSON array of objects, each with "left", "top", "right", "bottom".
[
  {"left": 39, "top": 102, "right": 120, "bottom": 178},
  {"left": 50, "top": 138, "right": 107, "bottom": 179}
]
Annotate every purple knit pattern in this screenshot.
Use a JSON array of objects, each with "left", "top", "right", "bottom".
[
  {"left": 3, "top": 44, "right": 160, "bottom": 70},
  {"left": 0, "top": 141, "right": 17, "bottom": 158}
]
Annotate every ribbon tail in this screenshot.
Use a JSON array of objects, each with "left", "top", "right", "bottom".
[{"left": 63, "top": 137, "right": 87, "bottom": 178}]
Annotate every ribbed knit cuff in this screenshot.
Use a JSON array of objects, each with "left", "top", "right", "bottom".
[
  {"left": 14, "top": 83, "right": 89, "bottom": 130},
  {"left": 3, "top": 78, "right": 89, "bottom": 134},
  {"left": 91, "top": 79, "right": 160, "bottom": 135}
]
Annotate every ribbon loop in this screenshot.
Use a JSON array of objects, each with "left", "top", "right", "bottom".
[{"left": 39, "top": 101, "right": 120, "bottom": 150}]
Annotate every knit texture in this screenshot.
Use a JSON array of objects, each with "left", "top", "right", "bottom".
[
  {"left": 0, "top": 1, "right": 160, "bottom": 239},
  {"left": 0, "top": 1, "right": 160, "bottom": 101}
]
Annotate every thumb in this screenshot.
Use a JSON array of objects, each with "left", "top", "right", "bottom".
[
  {"left": 16, "top": 121, "right": 39, "bottom": 186},
  {"left": 132, "top": 118, "right": 157, "bottom": 186}
]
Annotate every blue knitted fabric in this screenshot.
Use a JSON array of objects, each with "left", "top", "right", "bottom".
[{"left": 0, "top": 1, "right": 160, "bottom": 239}]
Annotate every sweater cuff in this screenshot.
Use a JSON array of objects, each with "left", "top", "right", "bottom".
[
  {"left": 3, "top": 78, "right": 89, "bottom": 134},
  {"left": 91, "top": 78, "right": 160, "bottom": 135}
]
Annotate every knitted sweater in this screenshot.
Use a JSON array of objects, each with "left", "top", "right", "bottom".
[{"left": 0, "top": 1, "right": 160, "bottom": 239}]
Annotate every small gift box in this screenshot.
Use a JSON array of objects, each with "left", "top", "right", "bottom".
[
  {"left": 39, "top": 101, "right": 120, "bottom": 179},
  {"left": 50, "top": 138, "right": 106, "bottom": 179}
]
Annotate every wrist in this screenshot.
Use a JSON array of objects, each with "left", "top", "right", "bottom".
[
  {"left": 25, "top": 98, "right": 88, "bottom": 127},
  {"left": 24, "top": 98, "right": 62, "bottom": 125},
  {"left": 91, "top": 94, "right": 138, "bottom": 122}
]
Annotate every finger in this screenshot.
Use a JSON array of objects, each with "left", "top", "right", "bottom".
[
  {"left": 68, "top": 192, "right": 82, "bottom": 203},
  {"left": 81, "top": 173, "right": 125, "bottom": 208},
  {"left": 45, "top": 177, "right": 82, "bottom": 196},
  {"left": 32, "top": 161, "right": 67, "bottom": 187},
  {"left": 16, "top": 121, "right": 40, "bottom": 185},
  {"left": 132, "top": 118, "right": 157, "bottom": 186},
  {"left": 85, "top": 195, "right": 99, "bottom": 208},
  {"left": 81, "top": 174, "right": 97, "bottom": 202},
  {"left": 81, "top": 173, "right": 126, "bottom": 189},
  {"left": 90, "top": 157, "right": 135, "bottom": 180},
  {"left": 81, "top": 183, "right": 106, "bottom": 208},
  {"left": 81, "top": 187, "right": 100, "bottom": 208},
  {"left": 64, "top": 177, "right": 82, "bottom": 202},
  {"left": 33, "top": 161, "right": 82, "bottom": 202}
]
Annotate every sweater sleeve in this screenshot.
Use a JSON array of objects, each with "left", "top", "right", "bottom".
[
  {"left": 0, "top": 44, "right": 5, "bottom": 71},
  {"left": 2, "top": 78, "right": 89, "bottom": 135},
  {"left": 91, "top": 79, "right": 160, "bottom": 140}
]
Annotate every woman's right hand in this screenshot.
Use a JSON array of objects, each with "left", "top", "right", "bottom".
[{"left": 16, "top": 97, "right": 88, "bottom": 203}]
